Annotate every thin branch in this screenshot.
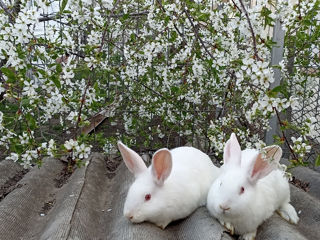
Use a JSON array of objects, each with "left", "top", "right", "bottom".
[
  {"left": 74, "top": 76, "right": 91, "bottom": 138},
  {"left": 274, "top": 107, "right": 298, "bottom": 160},
  {"left": 37, "top": 106, "right": 48, "bottom": 142},
  {"left": 235, "top": 0, "right": 262, "bottom": 61},
  {"left": 184, "top": 9, "right": 215, "bottom": 61},
  {"left": 99, "top": 0, "right": 120, "bottom": 52},
  {"left": 39, "top": 11, "right": 149, "bottom": 23},
  {"left": 109, "top": 11, "right": 149, "bottom": 18},
  {"left": 39, "top": 15, "right": 62, "bottom": 22},
  {"left": 0, "top": 0, "right": 14, "bottom": 23},
  {"left": 156, "top": 0, "right": 187, "bottom": 45},
  {"left": 230, "top": 0, "right": 242, "bottom": 13}
]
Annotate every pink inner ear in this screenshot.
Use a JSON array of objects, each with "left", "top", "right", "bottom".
[
  {"left": 251, "top": 154, "right": 268, "bottom": 178},
  {"left": 152, "top": 149, "right": 172, "bottom": 185},
  {"left": 250, "top": 153, "right": 275, "bottom": 181},
  {"left": 154, "top": 151, "right": 170, "bottom": 180}
]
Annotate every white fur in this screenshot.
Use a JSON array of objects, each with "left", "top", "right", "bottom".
[
  {"left": 118, "top": 142, "right": 220, "bottom": 229},
  {"left": 206, "top": 134, "right": 299, "bottom": 238}
]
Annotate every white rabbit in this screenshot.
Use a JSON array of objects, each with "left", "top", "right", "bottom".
[
  {"left": 117, "top": 142, "right": 220, "bottom": 229},
  {"left": 206, "top": 133, "right": 299, "bottom": 240}
]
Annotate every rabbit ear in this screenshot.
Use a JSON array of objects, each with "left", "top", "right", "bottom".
[
  {"left": 223, "top": 133, "right": 241, "bottom": 167},
  {"left": 248, "top": 145, "right": 282, "bottom": 183},
  {"left": 151, "top": 149, "right": 172, "bottom": 186},
  {"left": 117, "top": 141, "right": 147, "bottom": 177},
  {"left": 263, "top": 145, "right": 283, "bottom": 163}
]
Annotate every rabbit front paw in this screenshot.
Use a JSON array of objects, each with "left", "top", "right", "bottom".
[
  {"left": 240, "top": 231, "right": 256, "bottom": 240},
  {"left": 156, "top": 220, "right": 170, "bottom": 230},
  {"left": 219, "top": 219, "right": 234, "bottom": 235}
]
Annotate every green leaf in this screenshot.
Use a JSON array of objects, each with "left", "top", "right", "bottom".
[
  {"left": 315, "top": 155, "right": 320, "bottom": 167},
  {"left": 51, "top": 76, "right": 61, "bottom": 89},
  {"left": 56, "top": 63, "right": 62, "bottom": 74},
  {"left": 60, "top": 0, "right": 68, "bottom": 12},
  {"left": 25, "top": 112, "right": 37, "bottom": 129},
  {"left": 51, "top": 64, "right": 62, "bottom": 89},
  {"left": 122, "top": 13, "right": 129, "bottom": 20},
  {"left": 270, "top": 85, "right": 283, "bottom": 93},
  {"left": 269, "top": 85, "right": 289, "bottom": 98},
  {"left": 38, "top": 68, "right": 47, "bottom": 77},
  {"left": 21, "top": 98, "right": 30, "bottom": 107},
  {"left": 10, "top": 142, "right": 23, "bottom": 154},
  {"left": 171, "top": 86, "right": 179, "bottom": 93},
  {"left": 1, "top": 67, "right": 16, "bottom": 82}
]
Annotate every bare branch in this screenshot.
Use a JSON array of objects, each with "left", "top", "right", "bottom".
[
  {"left": 156, "top": 0, "right": 187, "bottom": 45},
  {"left": 73, "top": 76, "right": 92, "bottom": 138},
  {"left": 39, "top": 15, "right": 61, "bottom": 22},
  {"left": 99, "top": 0, "right": 121, "bottom": 52},
  {"left": 234, "top": 0, "right": 262, "bottom": 61},
  {"left": 109, "top": 11, "right": 149, "bottom": 18},
  {"left": 274, "top": 107, "right": 299, "bottom": 161},
  {"left": 39, "top": 11, "right": 149, "bottom": 23},
  {"left": 184, "top": 9, "right": 215, "bottom": 61},
  {"left": 0, "top": 0, "right": 14, "bottom": 23},
  {"left": 230, "top": 0, "right": 242, "bottom": 13}
]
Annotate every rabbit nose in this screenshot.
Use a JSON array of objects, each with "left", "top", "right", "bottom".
[
  {"left": 219, "top": 205, "right": 230, "bottom": 211},
  {"left": 124, "top": 212, "right": 134, "bottom": 221},
  {"left": 126, "top": 214, "right": 134, "bottom": 221}
]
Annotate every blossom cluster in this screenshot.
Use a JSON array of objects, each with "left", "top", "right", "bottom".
[{"left": 64, "top": 139, "right": 92, "bottom": 160}]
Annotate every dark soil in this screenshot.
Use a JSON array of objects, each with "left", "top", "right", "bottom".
[
  {"left": 290, "top": 176, "right": 310, "bottom": 192},
  {"left": 105, "top": 155, "right": 122, "bottom": 179},
  {"left": 54, "top": 162, "right": 74, "bottom": 188},
  {"left": 0, "top": 169, "right": 29, "bottom": 202},
  {"left": 40, "top": 198, "right": 56, "bottom": 215}
]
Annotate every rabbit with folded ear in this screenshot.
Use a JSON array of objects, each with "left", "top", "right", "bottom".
[
  {"left": 117, "top": 142, "right": 220, "bottom": 229},
  {"left": 207, "top": 133, "right": 299, "bottom": 240}
]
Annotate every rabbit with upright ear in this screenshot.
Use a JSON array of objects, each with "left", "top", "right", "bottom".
[
  {"left": 117, "top": 142, "right": 220, "bottom": 229},
  {"left": 207, "top": 133, "right": 299, "bottom": 240}
]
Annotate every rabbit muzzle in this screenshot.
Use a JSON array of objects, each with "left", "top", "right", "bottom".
[
  {"left": 124, "top": 211, "right": 144, "bottom": 223},
  {"left": 219, "top": 204, "right": 231, "bottom": 213}
]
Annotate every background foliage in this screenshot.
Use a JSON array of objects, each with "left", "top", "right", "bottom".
[{"left": 0, "top": 0, "right": 319, "bottom": 168}]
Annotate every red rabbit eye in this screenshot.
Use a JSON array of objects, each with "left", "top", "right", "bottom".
[
  {"left": 239, "top": 187, "right": 245, "bottom": 195},
  {"left": 145, "top": 194, "right": 151, "bottom": 201}
]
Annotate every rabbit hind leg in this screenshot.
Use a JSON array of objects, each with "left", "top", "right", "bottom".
[{"left": 277, "top": 203, "right": 299, "bottom": 224}]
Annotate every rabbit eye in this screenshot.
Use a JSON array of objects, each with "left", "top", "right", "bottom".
[
  {"left": 219, "top": 181, "right": 222, "bottom": 187},
  {"left": 239, "top": 187, "right": 245, "bottom": 195},
  {"left": 145, "top": 194, "right": 151, "bottom": 201}
]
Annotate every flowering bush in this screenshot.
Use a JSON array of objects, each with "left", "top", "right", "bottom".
[{"left": 0, "top": 0, "right": 318, "bottom": 168}]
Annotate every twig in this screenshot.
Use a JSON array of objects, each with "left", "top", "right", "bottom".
[
  {"left": 184, "top": 9, "right": 215, "bottom": 61},
  {"left": 0, "top": 0, "right": 14, "bottom": 23},
  {"left": 298, "top": 0, "right": 301, "bottom": 19},
  {"left": 230, "top": 0, "right": 242, "bottom": 13},
  {"left": 99, "top": 0, "right": 120, "bottom": 52},
  {"left": 235, "top": 0, "right": 262, "bottom": 61},
  {"left": 39, "top": 11, "right": 149, "bottom": 23},
  {"left": 39, "top": 15, "right": 62, "bottom": 22},
  {"left": 274, "top": 107, "right": 298, "bottom": 160},
  {"left": 156, "top": 0, "right": 187, "bottom": 45},
  {"left": 73, "top": 75, "right": 91, "bottom": 139},
  {"left": 108, "top": 11, "right": 149, "bottom": 18},
  {"left": 37, "top": 106, "right": 48, "bottom": 142}
]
